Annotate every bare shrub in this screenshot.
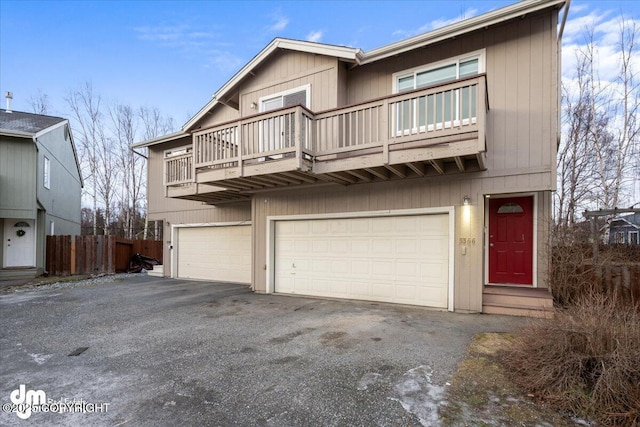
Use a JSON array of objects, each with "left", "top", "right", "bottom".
[{"left": 505, "top": 293, "right": 640, "bottom": 426}]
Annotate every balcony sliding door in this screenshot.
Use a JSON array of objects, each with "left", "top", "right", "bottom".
[{"left": 259, "top": 85, "right": 309, "bottom": 154}]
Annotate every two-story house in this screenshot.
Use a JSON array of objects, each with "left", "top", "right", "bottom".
[
  {"left": 133, "top": 0, "right": 568, "bottom": 316},
  {"left": 0, "top": 105, "right": 83, "bottom": 279}
]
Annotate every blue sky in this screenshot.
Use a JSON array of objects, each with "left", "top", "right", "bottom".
[{"left": 1, "top": 0, "right": 639, "bottom": 127}]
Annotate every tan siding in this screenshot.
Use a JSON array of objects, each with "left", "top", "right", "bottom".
[
  {"left": 252, "top": 176, "right": 495, "bottom": 312},
  {"left": 147, "top": 140, "right": 251, "bottom": 270},
  {"left": 239, "top": 50, "right": 339, "bottom": 114},
  {"left": 337, "top": 62, "right": 348, "bottom": 107},
  {"left": 195, "top": 104, "right": 240, "bottom": 130},
  {"left": 344, "top": 9, "right": 557, "bottom": 190}
]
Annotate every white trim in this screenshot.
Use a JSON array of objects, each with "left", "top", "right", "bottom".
[
  {"left": 362, "top": 0, "right": 566, "bottom": 64},
  {"left": 163, "top": 145, "right": 192, "bottom": 158},
  {"left": 265, "top": 207, "right": 455, "bottom": 311},
  {"left": 170, "top": 221, "right": 251, "bottom": 279},
  {"left": 391, "top": 50, "right": 485, "bottom": 136},
  {"left": 0, "top": 129, "right": 34, "bottom": 138},
  {"left": 34, "top": 119, "right": 68, "bottom": 139},
  {"left": 483, "top": 193, "right": 538, "bottom": 287},
  {"left": 258, "top": 84, "right": 311, "bottom": 112},
  {"left": 183, "top": 39, "right": 361, "bottom": 131},
  {"left": 391, "top": 49, "right": 486, "bottom": 93},
  {"left": 43, "top": 156, "right": 51, "bottom": 189},
  {"left": 629, "top": 230, "right": 639, "bottom": 245}
]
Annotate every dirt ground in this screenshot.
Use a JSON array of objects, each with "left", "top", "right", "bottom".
[{"left": 440, "top": 333, "right": 585, "bottom": 426}]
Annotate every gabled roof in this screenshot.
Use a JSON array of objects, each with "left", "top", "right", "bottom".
[
  {"left": 182, "top": 39, "right": 362, "bottom": 132},
  {"left": 361, "top": 0, "right": 566, "bottom": 64},
  {"left": 0, "top": 109, "right": 84, "bottom": 187},
  {"left": 610, "top": 214, "right": 640, "bottom": 229},
  {"left": 180, "top": 0, "right": 566, "bottom": 134},
  {"left": 0, "top": 109, "right": 66, "bottom": 136},
  {"left": 133, "top": 0, "right": 567, "bottom": 148}
]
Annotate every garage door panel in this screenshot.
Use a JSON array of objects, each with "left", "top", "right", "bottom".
[
  {"left": 275, "top": 214, "right": 449, "bottom": 308},
  {"left": 177, "top": 225, "right": 251, "bottom": 283}
]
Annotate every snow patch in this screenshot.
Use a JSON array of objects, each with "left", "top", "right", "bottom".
[
  {"left": 28, "top": 353, "right": 52, "bottom": 365},
  {"left": 356, "top": 372, "right": 382, "bottom": 391},
  {"left": 388, "top": 365, "right": 447, "bottom": 426}
]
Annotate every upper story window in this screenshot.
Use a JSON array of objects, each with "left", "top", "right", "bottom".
[
  {"left": 259, "top": 84, "right": 310, "bottom": 112},
  {"left": 393, "top": 50, "right": 485, "bottom": 133},
  {"left": 44, "top": 156, "right": 51, "bottom": 189}
]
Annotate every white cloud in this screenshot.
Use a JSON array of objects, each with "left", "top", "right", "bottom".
[
  {"left": 267, "top": 12, "right": 289, "bottom": 32},
  {"left": 392, "top": 8, "right": 478, "bottom": 39},
  {"left": 134, "top": 23, "right": 240, "bottom": 72},
  {"left": 306, "top": 30, "right": 323, "bottom": 43}
]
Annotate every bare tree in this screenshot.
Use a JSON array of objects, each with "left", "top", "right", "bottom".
[
  {"left": 29, "top": 90, "right": 50, "bottom": 115},
  {"left": 138, "top": 106, "right": 175, "bottom": 239},
  {"left": 556, "top": 19, "right": 640, "bottom": 235},
  {"left": 608, "top": 17, "right": 639, "bottom": 208},
  {"left": 66, "top": 82, "right": 118, "bottom": 235}
]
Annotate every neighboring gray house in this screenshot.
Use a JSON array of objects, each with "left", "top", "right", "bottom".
[
  {"left": 608, "top": 213, "right": 640, "bottom": 245},
  {"left": 0, "top": 107, "right": 83, "bottom": 278}
]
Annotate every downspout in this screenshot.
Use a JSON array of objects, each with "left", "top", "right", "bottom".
[
  {"left": 557, "top": 0, "right": 570, "bottom": 149},
  {"left": 131, "top": 147, "right": 148, "bottom": 159}
]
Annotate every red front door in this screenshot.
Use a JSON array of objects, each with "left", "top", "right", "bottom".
[{"left": 488, "top": 196, "right": 534, "bottom": 285}]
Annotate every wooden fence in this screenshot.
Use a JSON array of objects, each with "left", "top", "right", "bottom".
[{"left": 46, "top": 235, "right": 163, "bottom": 276}]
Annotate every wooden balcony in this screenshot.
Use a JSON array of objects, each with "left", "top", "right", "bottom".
[{"left": 165, "top": 74, "right": 489, "bottom": 204}]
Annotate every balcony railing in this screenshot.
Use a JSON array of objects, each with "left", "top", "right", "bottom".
[
  {"left": 166, "top": 74, "right": 487, "bottom": 186},
  {"left": 165, "top": 150, "right": 193, "bottom": 185}
]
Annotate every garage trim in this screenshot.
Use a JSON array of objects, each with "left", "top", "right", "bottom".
[
  {"left": 266, "top": 207, "right": 455, "bottom": 311},
  {"left": 170, "top": 221, "right": 251, "bottom": 279}
]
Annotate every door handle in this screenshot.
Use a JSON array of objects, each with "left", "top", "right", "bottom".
[{"left": 489, "top": 243, "right": 494, "bottom": 247}]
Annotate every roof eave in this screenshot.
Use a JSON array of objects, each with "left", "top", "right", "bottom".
[
  {"left": 361, "top": 0, "right": 567, "bottom": 64},
  {"left": 132, "top": 130, "right": 191, "bottom": 149},
  {"left": 182, "top": 38, "right": 362, "bottom": 132},
  {"left": 0, "top": 129, "right": 34, "bottom": 138}
]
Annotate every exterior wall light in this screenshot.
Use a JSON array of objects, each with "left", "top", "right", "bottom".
[{"left": 463, "top": 195, "right": 471, "bottom": 206}]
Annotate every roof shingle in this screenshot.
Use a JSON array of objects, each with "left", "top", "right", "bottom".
[{"left": 0, "top": 109, "right": 66, "bottom": 135}]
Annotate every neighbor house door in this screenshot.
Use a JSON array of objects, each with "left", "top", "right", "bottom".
[
  {"left": 3, "top": 219, "right": 36, "bottom": 267},
  {"left": 488, "top": 196, "right": 533, "bottom": 285}
]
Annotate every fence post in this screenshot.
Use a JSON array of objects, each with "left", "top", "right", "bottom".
[{"left": 71, "top": 238, "right": 77, "bottom": 275}]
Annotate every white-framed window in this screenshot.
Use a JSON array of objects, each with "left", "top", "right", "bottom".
[
  {"left": 258, "top": 84, "right": 310, "bottom": 113},
  {"left": 164, "top": 145, "right": 193, "bottom": 184},
  {"left": 392, "top": 50, "right": 485, "bottom": 134},
  {"left": 257, "top": 84, "right": 310, "bottom": 153},
  {"left": 164, "top": 146, "right": 192, "bottom": 158},
  {"left": 629, "top": 231, "right": 639, "bottom": 245},
  {"left": 44, "top": 156, "right": 51, "bottom": 189},
  {"left": 615, "top": 231, "right": 625, "bottom": 244}
]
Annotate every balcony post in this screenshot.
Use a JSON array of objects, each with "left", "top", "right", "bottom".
[
  {"left": 477, "top": 76, "right": 486, "bottom": 153},
  {"left": 382, "top": 99, "right": 390, "bottom": 164},
  {"left": 295, "top": 106, "right": 302, "bottom": 169},
  {"left": 237, "top": 121, "right": 244, "bottom": 177}
]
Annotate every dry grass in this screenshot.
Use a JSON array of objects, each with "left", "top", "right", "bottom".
[{"left": 505, "top": 294, "right": 640, "bottom": 426}]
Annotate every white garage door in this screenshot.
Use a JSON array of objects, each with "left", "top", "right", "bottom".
[
  {"left": 274, "top": 214, "right": 449, "bottom": 308},
  {"left": 176, "top": 225, "right": 251, "bottom": 283}
]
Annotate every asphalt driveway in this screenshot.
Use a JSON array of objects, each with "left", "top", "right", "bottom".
[{"left": 0, "top": 275, "right": 523, "bottom": 426}]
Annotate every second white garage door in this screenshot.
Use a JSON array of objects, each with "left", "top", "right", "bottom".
[
  {"left": 176, "top": 225, "right": 251, "bottom": 283},
  {"left": 274, "top": 214, "right": 450, "bottom": 308}
]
